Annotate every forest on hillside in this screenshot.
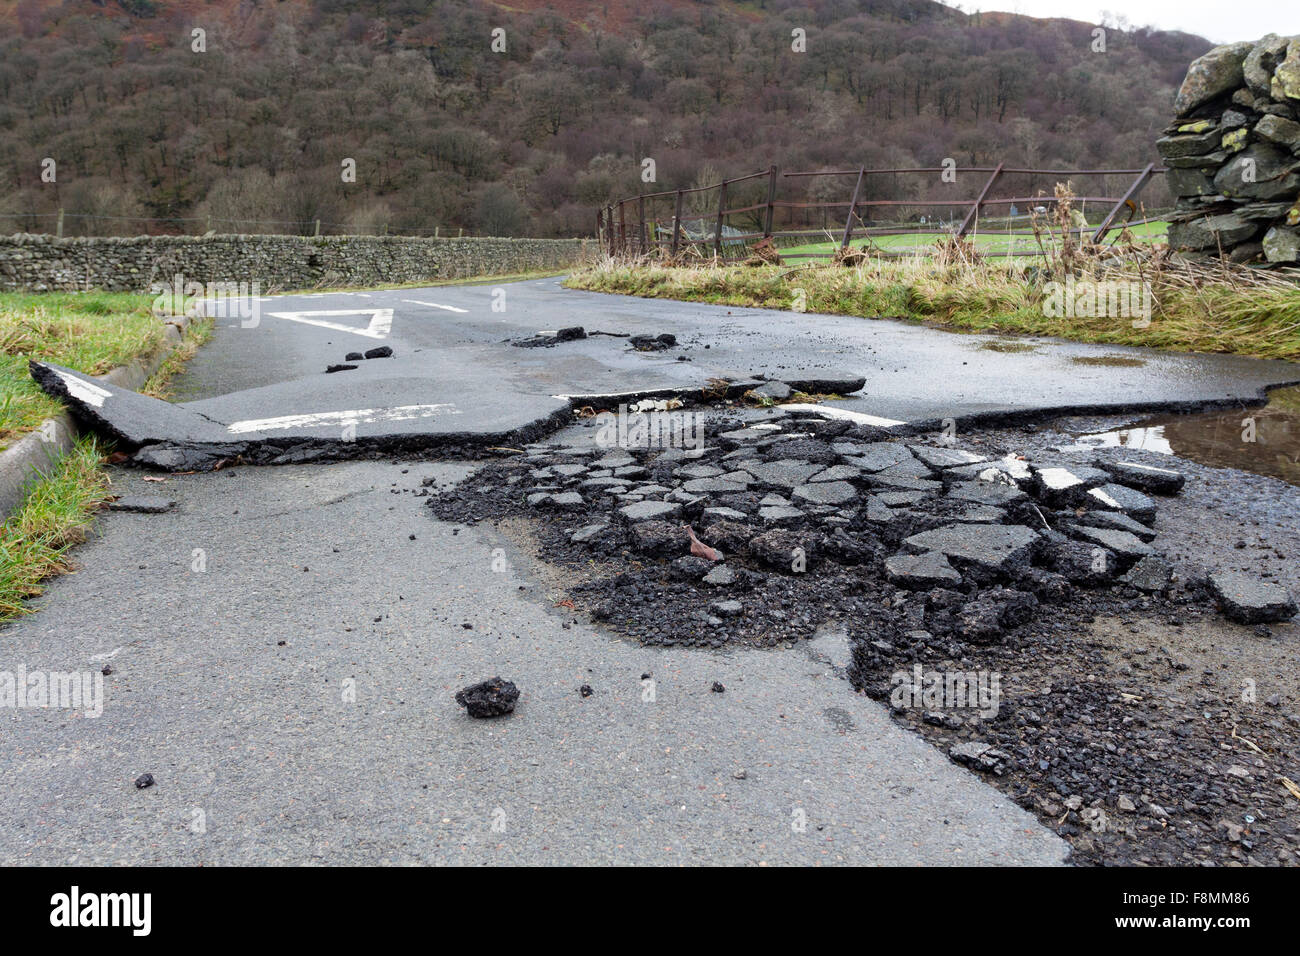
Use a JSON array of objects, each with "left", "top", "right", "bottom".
[{"left": 0, "top": 0, "right": 1212, "bottom": 237}]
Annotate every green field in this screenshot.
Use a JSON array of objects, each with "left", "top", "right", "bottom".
[{"left": 776, "top": 220, "right": 1168, "bottom": 258}]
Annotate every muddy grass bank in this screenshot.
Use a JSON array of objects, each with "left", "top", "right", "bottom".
[{"left": 425, "top": 404, "right": 1300, "bottom": 866}]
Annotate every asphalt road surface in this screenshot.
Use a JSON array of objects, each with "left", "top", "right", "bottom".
[
  {"left": 33, "top": 277, "right": 1300, "bottom": 467},
  {"left": 6, "top": 276, "right": 1300, "bottom": 865}
]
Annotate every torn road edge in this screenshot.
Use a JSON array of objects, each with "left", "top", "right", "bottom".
[{"left": 0, "top": 315, "right": 192, "bottom": 516}]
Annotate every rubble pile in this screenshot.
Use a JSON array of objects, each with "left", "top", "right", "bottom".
[
  {"left": 1163, "top": 35, "right": 1300, "bottom": 263},
  {"left": 428, "top": 407, "right": 1300, "bottom": 864},
  {"left": 429, "top": 410, "right": 1295, "bottom": 651}
]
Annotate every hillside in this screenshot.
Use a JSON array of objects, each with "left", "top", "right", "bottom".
[{"left": 0, "top": 0, "right": 1213, "bottom": 237}]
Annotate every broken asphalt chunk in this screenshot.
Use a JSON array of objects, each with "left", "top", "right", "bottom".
[
  {"left": 1097, "top": 459, "right": 1186, "bottom": 495},
  {"left": 1088, "top": 483, "right": 1158, "bottom": 524},
  {"left": 108, "top": 495, "right": 177, "bottom": 514},
  {"left": 455, "top": 677, "right": 520, "bottom": 718},
  {"left": 1208, "top": 571, "right": 1298, "bottom": 624},
  {"left": 885, "top": 551, "right": 963, "bottom": 589},
  {"left": 903, "top": 523, "right": 1040, "bottom": 577}
]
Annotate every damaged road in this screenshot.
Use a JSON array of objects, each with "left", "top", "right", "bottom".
[
  {"left": 9, "top": 275, "right": 1300, "bottom": 867},
  {"left": 34, "top": 277, "right": 1300, "bottom": 470}
]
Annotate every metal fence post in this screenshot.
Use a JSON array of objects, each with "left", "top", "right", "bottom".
[
  {"left": 957, "top": 163, "right": 1004, "bottom": 238},
  {"left": 763, "top": 165, "right": 778, "bottom": 238},
  {"left": 713, "top": 180, "right": 728, "bottom": 258},
  {"left": 1092, "top": 163, "right": 1156, "bottom": 243},
  {"left": 638, "top": 195, "right": 647, "bottom": 255},
  {"left": 842, "top": 166, "right": 865, "bottom": 249},
  {"left": 671, "top": 189, "right": 684, "bottom": 256}
]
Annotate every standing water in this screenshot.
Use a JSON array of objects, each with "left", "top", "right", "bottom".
[{"left": 1066, "top": 386, "right": 1300, "bottom": 486}]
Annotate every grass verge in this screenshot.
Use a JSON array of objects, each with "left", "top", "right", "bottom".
[
  {"left": 142, "top": 315, "right": 215, "bottom": 399},
  {"left": 0, "top": 436, "right": 113, "bottom": 620},
  {"left": 0, "top": 292, "right": 165, "bottom": 449},
  {"left": 566, "top": 252, "right": 1300, "bottom": 363}
]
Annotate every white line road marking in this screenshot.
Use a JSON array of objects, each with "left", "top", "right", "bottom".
[
  {"left": 781, "top": 403, "right": 906, "bottom": 427},
  {"left": 226, "top": 403, "right": 459, "bottom": 435},
  {"left": 401, "top": 299, "right": 469, "bottom": 313},
  {"left": 54, "top": 369, "right": 113, "bottom": 408},
  {"left": 266, "top": 309, "right": 393, "bottom": 339}
]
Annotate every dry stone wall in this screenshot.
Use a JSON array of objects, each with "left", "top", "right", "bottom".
[
  {"left": 1163, "top": 35, "right": 1300, "bottom": 263},
  {"left": 0, "top": 233, "right": 590, "bottom": 292}
]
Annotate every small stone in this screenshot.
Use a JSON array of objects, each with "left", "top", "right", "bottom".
[
  {"left": 364, "top": 346, "right": 394, "bottom": 359},
  {"left": 579, "top": 684, "right": 593, "bottom": 698},
  {"left": 702, "top": 566, "right": 738, "bottom": 586},
  {"left": 134, "top": 773, "right": 155, "bottom": 789},
  {"left": 710, "top": 599, "right": 743, "bottom": 618},
  {"left": 711, "top": 681, "right": 726, "bottom": 693}
]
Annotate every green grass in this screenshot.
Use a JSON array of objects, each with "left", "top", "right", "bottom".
[
  {"left": 566, "top": 253, "right": 1300, "bottom": 363},
  {"left": 777, "top": 220, "right": 1168, "bottom": 259},
  {"left": 0, "top": 436, "right": 114, "bottom": 620},
  {"left": 0, "top": 292, "right": 167, "bottom": 449}
]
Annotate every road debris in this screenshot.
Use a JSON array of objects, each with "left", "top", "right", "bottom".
[{"left": 455, "top": 677, "right": 520, "bottom": 718}]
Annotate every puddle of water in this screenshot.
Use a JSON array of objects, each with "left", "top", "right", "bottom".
[
  {"left": 1062, "top": 386, "right": 1300, "bottom": 486},
  {"left": 980, "top": 340, "right": 1037, "bottom": 353},
  {"left": 1070, "top": 355, "right": 1147, "bottom": 368}
]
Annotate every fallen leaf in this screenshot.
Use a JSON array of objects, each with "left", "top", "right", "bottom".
[{"left": 684, "top": 525, "right": 719, "bottom": 561}]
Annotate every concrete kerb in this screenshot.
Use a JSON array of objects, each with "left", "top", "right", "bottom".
[{"left": 0, "top": 312, "right": 193, "bottom": 517}]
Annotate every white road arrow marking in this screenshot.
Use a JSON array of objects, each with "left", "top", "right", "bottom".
[
  {"left": 226, "top": 403, "right": 458, "bottom": 435},
  {"left": 401, "top": 299, "right": 469, "bottom": 313},
  {"left": 267, "top": 308, "right": 393, "bottom": 339}
]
